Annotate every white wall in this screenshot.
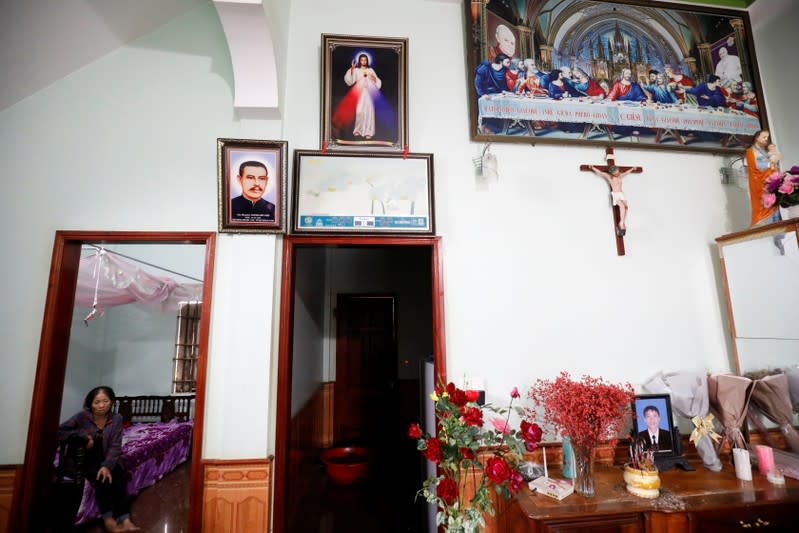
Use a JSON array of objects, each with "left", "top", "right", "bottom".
[
  {"left": 0, "top": 0, "right": 791, "bottom": 466},
  {"left": 749, "top": 0, "right": 799, "bottom": 164},
  {"left": 281, "top": 0, "right": 748, "bottom": 410}
]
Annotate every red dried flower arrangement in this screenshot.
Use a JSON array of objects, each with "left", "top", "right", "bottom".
[{"left": 524, "top": 371, "right": 635, "bottom": 449}]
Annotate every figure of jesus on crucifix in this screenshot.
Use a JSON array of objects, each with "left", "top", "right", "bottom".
[
  {"left": 589, "top": 164, "right": 634, "bottom": 236},
  {"left": 580, "top": 147, "right": 642, "bottom": 255}
]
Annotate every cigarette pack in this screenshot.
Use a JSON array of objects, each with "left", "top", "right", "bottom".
[{"left": 529, "top": 476, "right": 574, "bottom": 500}]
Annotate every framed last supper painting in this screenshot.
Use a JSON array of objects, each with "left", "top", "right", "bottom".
[{"left": 464, "top": 0, "right": 768, "bottom": 154}]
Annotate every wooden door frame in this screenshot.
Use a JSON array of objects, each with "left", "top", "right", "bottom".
[
  {"left": 273, "top": 235, "right": 447, "bottom": 533},
  {"left": 11, "top": 231, "right": 216, "bottom": 533}
]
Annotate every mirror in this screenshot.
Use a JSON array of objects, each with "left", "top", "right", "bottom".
[
  {"left": 60, "top": 242, "right": 204, "bottom": 529},
  {"left": 717, "top": 221, "right": 799, "bottom": 374},
  {"left": 16, "top": 231, "right": 214, "bottom": 533}
]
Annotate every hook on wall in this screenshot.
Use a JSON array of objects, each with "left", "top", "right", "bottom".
[
  {"left": 473, "top": 143, "right": 497, "bottom": 180},
  {"left": 720, "top": 155, "right": 746, "bottom": 188}
]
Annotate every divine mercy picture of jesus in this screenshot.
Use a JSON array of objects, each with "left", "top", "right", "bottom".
[{"left": 321, "top": 34, "right": 408, "bottom": 152}]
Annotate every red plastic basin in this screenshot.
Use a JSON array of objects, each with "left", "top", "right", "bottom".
[{"left": 320, "top": 446, "right": 370, "bottom": 485}]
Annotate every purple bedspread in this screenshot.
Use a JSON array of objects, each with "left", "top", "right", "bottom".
[{"left": 75, "top": 419, "right": 193, "bottom": 524}]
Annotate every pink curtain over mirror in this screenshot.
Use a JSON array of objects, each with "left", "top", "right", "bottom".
[{"left": 74, "top": 250, "right": 203, "bottom": 316}]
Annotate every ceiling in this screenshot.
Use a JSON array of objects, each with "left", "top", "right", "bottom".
[
  {"left": 0, "top": 0, "right": 781, "bottom": 113},
  {"left": 0, "top": 0, "right": 205, "bottom": 112}
]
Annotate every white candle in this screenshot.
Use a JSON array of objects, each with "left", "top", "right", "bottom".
[{"left": 733, "top": 448, "right": 752, "bottom": 481}]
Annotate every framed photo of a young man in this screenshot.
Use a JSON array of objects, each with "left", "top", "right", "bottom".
[
  {"left": 292, "top": 150, "right": 434, "bottom": 235},
  {"left": 633, "top": 394, "right": 676, "bottom": 455},
  {"left": 321, "top": 34, "right": 408, "bottom": 152},
  {"left": 217, "top": 138, "right": 288, "bottom": 233},
  {"left": 464, "top": 0, "right": 768, "bottom": 154}
]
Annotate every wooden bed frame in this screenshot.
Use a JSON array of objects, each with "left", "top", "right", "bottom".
[{"left": 114, "top": 394, "right": 194, "bottom": 424}]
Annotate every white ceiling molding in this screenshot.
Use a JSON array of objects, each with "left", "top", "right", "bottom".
[{"left": 213, "top": 0, "right": 280, "bottom": 119}]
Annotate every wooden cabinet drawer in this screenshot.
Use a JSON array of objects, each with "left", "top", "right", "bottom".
[
  {"left": 688, "top": 504, "right": 794, "bottom": 532},
  {"left": 540, "top": 513, "right": 643, "bottom": 533}
]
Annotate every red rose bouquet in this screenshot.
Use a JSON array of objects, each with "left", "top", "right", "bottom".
[{"left": 410, "top": 383, "right": 541, "bottom": 532}]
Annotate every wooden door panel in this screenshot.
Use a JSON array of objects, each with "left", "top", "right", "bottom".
[{"left": 334, "top": 295, "right": 396, "bottom": 444}]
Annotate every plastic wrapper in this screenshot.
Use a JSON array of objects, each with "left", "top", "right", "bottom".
[
  {"left": 708, "top": 374, "right": 753, "bottom": 453},
  {"left": 750, "top": 373, "right": 799, "bottom": 452},
  {"left": 645, "top": 372, "right": 722, "bottom": 471}
]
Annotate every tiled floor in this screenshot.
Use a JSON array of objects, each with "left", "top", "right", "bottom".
[
  {"left": 75, "top": 462, "right": 189, "bottom": 533},
  {"left": 288, "top": 440, "right": 428, "bottom": 533}
]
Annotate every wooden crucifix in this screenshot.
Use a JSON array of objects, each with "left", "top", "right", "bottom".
[{"left": 580, "top": 147, "right": 643, "bottom": 256}]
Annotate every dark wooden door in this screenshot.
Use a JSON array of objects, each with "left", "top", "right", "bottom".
[{"left": 334, "top": 294, "right": 397, "bottom": 445}]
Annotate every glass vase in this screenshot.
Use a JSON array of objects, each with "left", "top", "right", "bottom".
[{"left": 572, "top": 443, "right": 596, "bottom": 498}]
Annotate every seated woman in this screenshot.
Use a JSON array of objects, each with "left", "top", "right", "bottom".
[{"left": 59, "top": 386, "right": 140, "bottom": 532}]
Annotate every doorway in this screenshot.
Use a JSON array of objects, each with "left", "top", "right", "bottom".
[
  {"left": 335, "top": 294, "right": 397, "bottom": 447},
  {"left": 12, "top": 231, "right": 215, "bottom": 533},
  {"left": 274, "top": 236, "right": 447, "bottom": 533}
]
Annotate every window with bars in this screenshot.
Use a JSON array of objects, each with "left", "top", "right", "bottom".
[{"left": 173, "top": 301, "right": 201, "bottom": 393}]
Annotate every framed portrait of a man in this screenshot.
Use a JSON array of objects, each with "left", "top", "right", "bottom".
[
  {"left": 321, "top": 34, "right": 408, "bottom": 152},
  {"left": 217, "top": 138, "right": 288, "bottom": 233},
  {"left": 633, "top": 394, "right": 676, "bottom": 455}
]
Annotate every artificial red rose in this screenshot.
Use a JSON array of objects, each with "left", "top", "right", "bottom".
[
  {"left": 446, "top": 382, "right": 469, "bottom": 407},
  {"left": 520, "top": 420, "right": 543, "bottom": 450},
  {"left": 437, "top": 476, "right": 458, "bottom": 505},
  {"left": 422, "top": 437, "right": 443, "bottom": 464},
  {"left": 484, "top": 456, "right": 511, "bottom": 484},
  {"left": 460, "top": 447, "right": 475, "bottom": 460},
  {"left": 460, "top": 406, "right": 483, "bottom": 427},
  {"left": 450, "top": 389, "right": 469, "bottom": 407},
  {"left": 465, "top": 389, "right": 480, "bottom": 403},
  {"left": 510, "top": 386, "right": 520, "bottom": 399},
  {"left": 408, "top": 423, "right": 422, "bottom": 439},
  {"left": 508, "top": 469, "right": 524, "bottom": 493}
]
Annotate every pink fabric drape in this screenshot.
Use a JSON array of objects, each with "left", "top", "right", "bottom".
[{"left": 74, "top": 250, "right": 202, "bottom": 316}]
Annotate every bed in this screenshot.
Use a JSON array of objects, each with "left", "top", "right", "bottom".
[{"left": 57, "top": 394, "right": 194, "bottom": 525}]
